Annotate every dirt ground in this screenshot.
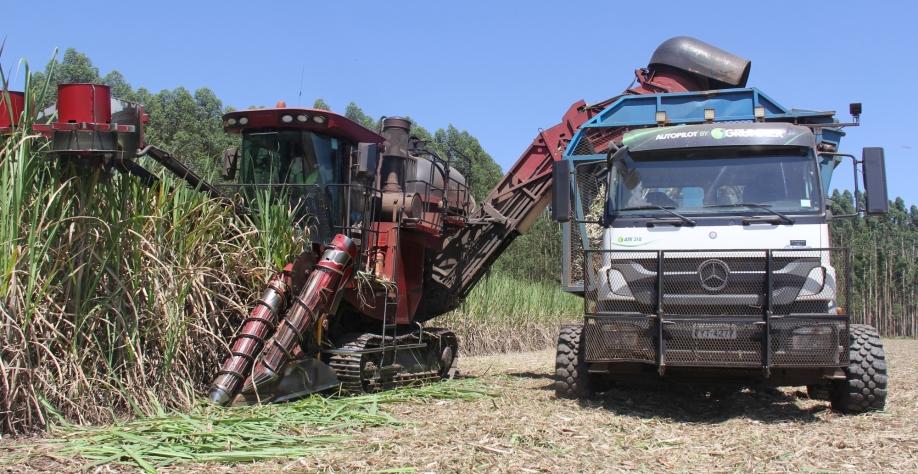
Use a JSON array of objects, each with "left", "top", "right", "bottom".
[
  {"left": 4, "top": 339, "right": 917, "bottom": 473},
  {"left": 199, "top": 339, "right": 917, "bottom": 473}
]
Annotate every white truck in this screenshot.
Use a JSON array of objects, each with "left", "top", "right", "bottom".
[{"left": 551, "top": 38, "right": 889, "bottom": 413}]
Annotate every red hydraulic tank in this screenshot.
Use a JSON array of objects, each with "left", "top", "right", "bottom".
[
  {"left": 0, "top": 91, "right": 24, "bottom": 128},
  {"left": 57, "top": 83, "right": 111, "bottom": 124}
]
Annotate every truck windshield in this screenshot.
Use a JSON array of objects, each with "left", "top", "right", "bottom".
[{"left": 607, "top": 148, "right": 822, "bottom": 218}]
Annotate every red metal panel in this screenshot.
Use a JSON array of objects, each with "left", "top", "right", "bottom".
[
  {"left": 57, "top": 83, "right": 112, "bottom": 124},
  {"left": 0, "top": 91, "right": 24, "bottom": 127},
  {"left": 223, "top": 108, "right": 385, "bottom": 144}
]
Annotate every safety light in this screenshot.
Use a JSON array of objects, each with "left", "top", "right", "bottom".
[
  {"left": 655, "top": 111, "right": 668, "bottom": 125},
  {"left": 704, "top": 108, "right": 715, "bottom": 122},
  {"left": 313, "top": 115, "right": 326, "bottom": 124},
  {"left": 754, "top": 106, "right": 766, "bottom": 122},
  {"left": 239, "top": 117, "right": 249, "bottom": 125},
  {"left": 281, "top": 114, "right": 293, "bottom": 123},
  {"left": 296, "top": 114, "right": 308, "bottom": 123}
]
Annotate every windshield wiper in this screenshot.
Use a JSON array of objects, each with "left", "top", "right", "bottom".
[
  {"left": 617, "top": 205, "right": 696, "bottom": 226},
  {"left": 703, "top": 203, "right": 795, "bottom": 224}
]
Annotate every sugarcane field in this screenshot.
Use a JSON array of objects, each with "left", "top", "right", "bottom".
[{"left": 2, "top": 2, "right": 917, "bottom": 473}]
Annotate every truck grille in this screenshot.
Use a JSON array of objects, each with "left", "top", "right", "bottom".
[
  {"left": 585, "top": 249, "right": 849, "bottom": 317},
  {"left": 583, "top": 314, "right": 848, "bottom": 367},
  {"left": 581, "top": 248, "right": 851, "bottom": 368}
]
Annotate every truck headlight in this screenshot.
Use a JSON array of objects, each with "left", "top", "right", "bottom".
[
  {"left": 607, "top": 269, "right": 633, "bottom": 297},
  {"left": 797, "top": 267, "right": 826, "bottom": 297},
  {"left": 601, "top": 322, "right": 642, "bottom": 347},
  {"left": 790, "top": 325, "right": 835, "bottom": 351}
]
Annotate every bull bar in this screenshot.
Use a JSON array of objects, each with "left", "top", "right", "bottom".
[{"left": 582, "top": 248, "right": 851, "bottom": 375}]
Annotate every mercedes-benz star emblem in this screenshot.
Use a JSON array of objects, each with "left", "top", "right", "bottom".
[{"left": 698, "top": 259, "right": 730, "bottom": 291}]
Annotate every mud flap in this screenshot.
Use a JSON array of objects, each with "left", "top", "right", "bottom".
[{"left": 231, "top": 359, "right": 340, "bottom": 406}]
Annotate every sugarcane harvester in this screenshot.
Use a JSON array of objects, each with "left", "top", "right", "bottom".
[{"left": 4, "top": 79, "right": 588, "bottom": 405}]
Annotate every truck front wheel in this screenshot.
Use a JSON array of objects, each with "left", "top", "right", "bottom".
[
  {"left": 555, "top": 324, "right": 594, "bottom": 399},
  {"left": 830, "top": 324, "right": 888, "bottom": 413}
]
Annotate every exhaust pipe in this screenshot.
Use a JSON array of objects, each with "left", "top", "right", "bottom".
[{"left": 648, "top": 36, "right": 751, "bottom": 89}]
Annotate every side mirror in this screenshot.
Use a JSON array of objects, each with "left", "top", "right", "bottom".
[
  {"left": 221, "top": 147, "right": 238, "bottom": 180},
  {"left": 551, "top": 160, "right": 571, "bottom": 222},
  {"left": 356, "top": 142, "right": 380, "bottom": 177},
  {"left": 849, "top": 102, "right": 862, "bottom": 117},
  {"left": 862, "top": 147, "right": 888, "bottom": 215}
]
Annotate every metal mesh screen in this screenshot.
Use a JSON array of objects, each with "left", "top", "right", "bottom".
[
  {"left": 565, "top": 161, "right": 606, "bottom": 288},
  {"left": 584, "top": 316, "right": 656, "bottom": 362},
  {"left": 581, "top": 248, "right": 851, "bottom": 368},
  {"left": 584, "top": 250, "right": 657, "bottom": 315},
  {"left": 571, "top": 127, "right": 618, "bottom": 156},
  {"left": 583, "top": 248, "right": 849, "bottom": 317},
  {"left": 661, "top": 251, "right": 767, "bottom": 316},
  {"left": 664, "top": 317, "right": 763, "bottom": 367},
  {"left": 770, "top": 317, "right": 848, "bottom": 366},
  {"left": 771, "top": 249, "right": 849, "bottom": 315}
]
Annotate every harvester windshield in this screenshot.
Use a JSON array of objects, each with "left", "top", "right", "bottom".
[
  {"left": 608, "top": 148, "right": 823, "bottom": 218},
  {"left": 240, "top": 131, "right": 345, "bottom": 187},
  {"left": 238, "top": 130, "right": 353, "bottom": 243}
]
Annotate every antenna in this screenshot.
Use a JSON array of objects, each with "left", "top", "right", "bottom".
[{"left": 297, "top": 65, "right": 305, "bottom": 106}]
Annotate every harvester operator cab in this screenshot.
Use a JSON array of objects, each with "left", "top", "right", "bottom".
[
  {"left": 221, "top": 108, "right": 475, "bottom": 247},
  {"left": 222, "top": 107, "right": 385, "bottom": 245}
]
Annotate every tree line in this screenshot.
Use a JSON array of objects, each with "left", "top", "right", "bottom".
[{"left": 829, "top": 190, "right": 918, "bottom": 336}]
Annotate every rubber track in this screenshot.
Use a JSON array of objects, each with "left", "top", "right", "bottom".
[{"left": 328, "top": 329, "right": 457, "bottom": 395}]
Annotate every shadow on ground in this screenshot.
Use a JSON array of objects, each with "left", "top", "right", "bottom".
[{"left": 505, "top": 371, "right": 827, "bottom": 424}]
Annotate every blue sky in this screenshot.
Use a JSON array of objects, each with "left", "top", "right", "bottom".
[{"left": 4, "top": 1, "right": 917, "bottom": 204}]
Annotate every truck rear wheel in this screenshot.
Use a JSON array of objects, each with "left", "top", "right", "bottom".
[
  {"left": 555, "top": 324, "right": 594, "bottom": 399},
  {"left": 830, "top": 324, "right": 888, "bottom": 414}
]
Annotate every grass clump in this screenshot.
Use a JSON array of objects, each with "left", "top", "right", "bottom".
[
  {"left": 28, "top": 379, "right": 493, "bottom": 472},
  {"left": 441, "top": 273, "right": 581, "bottom": 354},
  {"left": 0, "top": 60, "right": 304, "bottom": 435}
]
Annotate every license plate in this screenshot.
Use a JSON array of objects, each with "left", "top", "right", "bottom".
[{"left": 692, "top": 324, "right": 737, "bottom": 340}]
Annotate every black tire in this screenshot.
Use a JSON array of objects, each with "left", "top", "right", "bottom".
[
  {"left": 432, "top": 330, "right": 459, "bottom": 379},
  {"left": 831, "top": 324, "right": 888, "bottom": 414},
  {"left": 555, "top": 324, "right": 594, "bottom": 399}
]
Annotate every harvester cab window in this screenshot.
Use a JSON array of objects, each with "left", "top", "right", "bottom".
[
  {"left": 240, "top": 132, "right": 320, "bottom": 186},
  {"left": 237, "top": 130, "right": 365, "bottom": 244}
]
